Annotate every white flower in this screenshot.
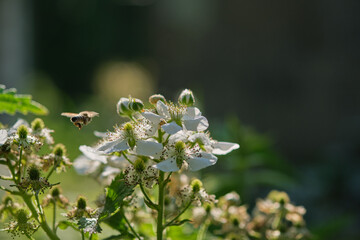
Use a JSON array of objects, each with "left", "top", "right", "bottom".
[
  {"left": 142, "top": 101, "right": 209, "bottom": 135},
  {"left": 73, "top": 155, "right": 102, "bottom": 176},
  {"left": 153, "top": 140, "right": 218, "bottom": 172},
  {"left": 188, "top": 132, "right": 240, "bottom": 155},
  {"left": 96, "top": 122, "right": 163, "bottom": 158}
]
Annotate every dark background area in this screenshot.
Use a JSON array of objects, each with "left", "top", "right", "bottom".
[{"left": 1, "top": 0, "right": 359, "bottom": 239}]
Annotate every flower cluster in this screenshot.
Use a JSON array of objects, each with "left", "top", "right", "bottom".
[{"left": 74, "top": 89, "right": 239, "bottom": 186}]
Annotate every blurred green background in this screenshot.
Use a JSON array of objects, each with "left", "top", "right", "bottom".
[{"left": 1, "top": 0, "right": 360, "bottom": 239}]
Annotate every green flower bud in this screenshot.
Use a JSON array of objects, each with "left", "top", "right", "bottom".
[
  {"left": 116, "top": 97, "right": 133, "bottom": 117},
  {"left": 178, "top": 89, "right": 195, "bottom": 106},
  {"left": 17, "top": 125, "right": 28, "bottom": 140},
  {"left": 191, "top": 179, "right": 203, "bottom": 193},
  {"left": 129, "top": 98, "right": 144, "bottom": 112},
  {"left": 51, "top": 187, "right": 60, "bottom": 198},
  {"left": 267, "top": 190, "right": 290, "bottom": 204},
  {"left": 16, "top": 209, "right": 28, "bottom": 225},
  {"left": 134, "top": 158, "right": 145, "bottom": 173},
  {"left": 77, "top": 197, "right": 87, "bottom": 210},
  {"left": 53, "top": 144, "right": 66, "bottom": 157},
  {"left": 28, "top": 165, "right": 40, "bottom": 181},
  {"left": 31, "top": 118, "right": 45, "bottom": 131},
  {"left": 149, "top": 94, "right": 166, "bottom": 105}
]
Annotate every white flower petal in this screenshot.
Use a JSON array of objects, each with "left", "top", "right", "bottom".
[
  {"left": 0, "top": 129, "right": 8, "bottom": 145},
  {"left": 97, "top": 139, "right": 129, "bottom": 154},
  {"left": 168, "top": 130, "right": 189, "bottom": 144},
  {"left": 153, "top": 157, "right": 179, "bottom": 172},
  {"left": 73, "top": 155, "right": 101, "bottom": 175},
  {"left": 101, "top": 166, "right": 120, "bottom": 178},
  {"left": 79, "top": 145, "right": 108, "bottom": 163},
  {"left": 188, "top": 132, "right": 211, "bottom": 146},
  {"left": 94, "top": 131, "right": 107, "bottom": 138},
  {"left": 142, "top": 112, "right": 162, "bottom": 124},
  {"left": 212, "top": 142, "right": 240, "bottom": 155},
  {"left": 156, "top": 100, "right": 170, "bottom": 119},
  {"left": 188, "top": 153, "right": 217, "bottom": 171},
  {"left": 135, "top": 139, "right": 163, "bottom": 157},
  {"left": 161, "top": 122, "right": 182, "bottom": 135},
  {"left": 183, "top": 107, "right": 202, "bottom": 120},
  {"left": 108, "top": 155, "right": 128, "bottom": 168},
  {"left": 184, "top": 116, "right": 209, "bottom": 132}
]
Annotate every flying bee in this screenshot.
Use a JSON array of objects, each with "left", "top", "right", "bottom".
[{"left": 61, "top": 111, "right": 99, "bottom": 130}]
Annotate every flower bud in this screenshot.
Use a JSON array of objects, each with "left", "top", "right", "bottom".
[
  {"left": 178, "top": 89, "right": 195, "bottom": 106},
  {"left": 51, "top": 187, "right": 60, "bottom": 198},
  {"left": 267, "top": 190, "right": 290, "bottom": 204},
  {"left": 28, "top": 165, "right": 40, "bottom": 181},
  {"left": 31, "top": 118, "right": 45, "bottom": 131},
  {"left": 129, "top": 98, "right": 144, "bottom": 112},
  {"left": 77, "top": 197, "right": 87, "bottom": 210},
  {"left": 134, "top": 158, "right": 145, "bottom": 173},
  {"left": 191, "top": 179, "right": 203, "bottom": 193},
  {"left": 17, "top": 125, "right": 28, "bottom": 140},
  {"left": 149, "top": 94, "right": 166, "bottom": 105},
  {"left": 53, "top": 144, "right": 66, "bottom": 157},
  {"left": 116, "top": 97, "right": 132, "bottom": 117},
  {"left": 16, "top": 209, "right": 28, "bottom": 225}
]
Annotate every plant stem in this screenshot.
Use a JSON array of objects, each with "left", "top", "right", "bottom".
[
  {"left": 52, "top": 201, "right": 56, "bottom": 232},
  {"left": 18, "top": 146, "right": 23, "bottom": 181},
  {"left": 122, "top": 153, "right": 134, "bottom": 165},
  {"left": 139, "top": 182, "right": 157, "bottom": 209},
  {"left": 81, "top": 230, "right": 85, "bottom": 240},
  {"left": 165, "top": 199, "right": 192, "bottom": 228},
  {"left": 196, "top": 220, "right": 209, "bottom": 240},
  {"left": 157, "top": 171, "right": 165, "bottom": 240},
  {"left": 0, "top": 185, "right": 20, "bottom": 195},
  {"left": 21, "top": 192, "right": 59, "bottom": 240},
  {"left": 122, "top": 209, "right": 141, "bottom": 240}
]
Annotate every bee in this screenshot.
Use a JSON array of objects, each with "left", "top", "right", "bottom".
[{"left": 61, "top": 111, "right": 99, "bottom": 130}]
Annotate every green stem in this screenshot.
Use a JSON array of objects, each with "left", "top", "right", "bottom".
[
  {"left": 165, "top": 198, "right": 193, "bottom": 228},
  {"left": 122, "top": 153, "right": 134, "bottom": 165},
  {"left": 21, "top": 192, "right": 60, "bottom": 240},
  {"left": 196, "top": 219, "right": 209, "bottom": 240},
  {"left": 157, "top": 171, "right": 165, "bottom": 240},
  {"left": 18, "top": 146, "right": 23, "bottom": 181},
  {"left": 0, "top": 175, "right": 13, "bottom": 180},
  {"left": 139, "top": 183, "right": 157, "bottom": 209},
  {"left": 52, "top": 201, "right": 56, "bottom": 232},
  {"left": 46, "top": 161, "right": 59, "bottom": 180},
  {"left": 81, "top": 230, "right": 85, "bottom": 240},
  {"left": 0, "top": 185, "right": 20, "bottom": 195},
  {"left": 35, "top": 193, "right": 43, "bottom": 215},
  {"left": 6, "top": 158, "right": 16, "bottom": 182},
  {"left": 122, "top": 209, "right": 141, "bottom": 240}
]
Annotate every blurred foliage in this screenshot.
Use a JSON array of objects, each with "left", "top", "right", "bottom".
[
  {"left": 206, "top": 117, "right": 296, "bottom": 203},
  {"left": 0, "top": 85, "right": 48, "bottom": 116}
]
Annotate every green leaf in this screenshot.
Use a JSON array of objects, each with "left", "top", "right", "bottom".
[
  {"left": 57, "top": 220, "right": 78, "bottom": 231},
  {"left": 0, "top": 86, "right": 48, "bottom": 115},
  {"left": 78, "top": 217, "right": 102, "bottom": 234},
  {"left": 144, "top": 198, "right": 158, "bottom": 210},
  {"left": 102, "top": 234, "right": 134, "bottom": 240},
  {"left": 100, "top": 173, "right": 134, "bottom": 220}
]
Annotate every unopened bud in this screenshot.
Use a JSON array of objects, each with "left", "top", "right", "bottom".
[
  {"left": 28, "top": 165, "right": 40, "bottom": 181},
  {"left": 178, "top": 89, "right": 195, "bottom": 106},
  {"left": 77, "top": 197, "right": 87, "bottom": 210},
  {"left": 31, "top": 118, "right": 45, "bottom": 131},
  {"left": 16, "top": 209, "right": 28, "bottom": 224},
  {"left": 149, "top": 94, "right": 166, "bottom": 105},
  {"left": 267, "top": 190, "right": 290, "bottom": 204},
  {"left": 51, "top": 187, "right": 60, "bottom": 198},
  {"left": 116, "top": 97, "right": 132, "bottom": 117},
  {"left": 191, "top": 179, "right": 203, "bottom": 193},
  {"left": 17, "top": 125, "right": 28, "bottom": 140},
  {"left": 53, "top": 144, "right": 66, "bottom": 157},
  {"left": 129, "top": 98, "right": 144, "bottom": 112}
]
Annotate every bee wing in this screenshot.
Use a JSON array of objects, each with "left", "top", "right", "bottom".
[
  {"left": 80, "top": 111, "right": 99, "bottom": 117},
  {"left": 61, "top": 112, "right": 78, "bottom": 118}
]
